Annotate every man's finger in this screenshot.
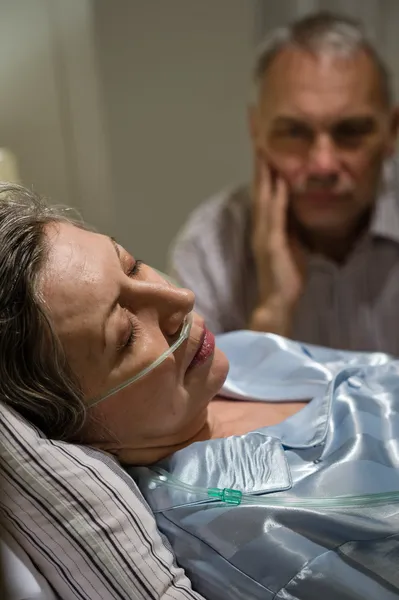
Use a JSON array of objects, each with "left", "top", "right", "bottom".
[
  {"left": 254, "top": 158, "right": 272, "bottom": 223},
  {"left": 270, "top": 177, "right": 288, "bottom": 232}
]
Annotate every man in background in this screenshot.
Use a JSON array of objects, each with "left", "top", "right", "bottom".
[{"left": 169, "top": 11, "right": 399, "bottom": 353}]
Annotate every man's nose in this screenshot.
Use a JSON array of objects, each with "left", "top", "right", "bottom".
[{"left": 308, "top": 134, "right": 340, "bottom": 176}]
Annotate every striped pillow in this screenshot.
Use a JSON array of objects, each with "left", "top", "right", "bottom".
[{"left": 0, "top": 403, "right": 203, "bottom": 600}]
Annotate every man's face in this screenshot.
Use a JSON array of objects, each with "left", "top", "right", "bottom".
[{"left": 250, "top": 48, "right": 399, "bottom": 237}]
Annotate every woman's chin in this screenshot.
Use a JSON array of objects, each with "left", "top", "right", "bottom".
[{"left": 210, "top": 347, "right": 229, "bottom": 393}]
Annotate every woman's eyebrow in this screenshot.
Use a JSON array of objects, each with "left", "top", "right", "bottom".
[{"left": 109, "top": 236, "right": 122, "bottom": 264}]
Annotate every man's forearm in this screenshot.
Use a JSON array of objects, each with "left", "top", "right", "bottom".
[{"left": 248, "top": 299, "right": 294, "bottom": 336}]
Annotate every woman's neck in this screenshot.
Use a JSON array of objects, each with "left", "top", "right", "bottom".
[
  {"left": 110, "top": 409, "right": 220, "bottom": 466},
  {"left": 96, "top": 399, "right": 307, "bottom": 466}
]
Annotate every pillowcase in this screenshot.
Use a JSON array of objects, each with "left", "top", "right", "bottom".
[
  {"left": 1, "top": 523, "right": 56, "bottom": 599},
  {"left": 0, "top": 402, "right": 204, "bottom": 600}
]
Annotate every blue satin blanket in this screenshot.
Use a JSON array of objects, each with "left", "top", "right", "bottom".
[{"left": 130, "top": 333, "right": 399, "bottom": 599}]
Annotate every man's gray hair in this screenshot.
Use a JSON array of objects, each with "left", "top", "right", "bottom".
[
  {"left": 0, "top": 183, "right": 87, "bottom": 440},
  {"left": 252, "top": 11, "right": 392, "bottom": 106}
]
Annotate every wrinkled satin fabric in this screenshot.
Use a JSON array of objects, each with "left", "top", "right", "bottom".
[{"left": 129, "top": 333, "right": 399, "bottom": 600}]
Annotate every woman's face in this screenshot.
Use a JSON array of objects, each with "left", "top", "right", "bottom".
[{"left": 40, "top": 223, "right": 229, "bottom": 463}]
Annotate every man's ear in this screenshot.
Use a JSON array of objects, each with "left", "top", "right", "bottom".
[{"left": 386, "top": 106, "right": 399, "bottom": 157}]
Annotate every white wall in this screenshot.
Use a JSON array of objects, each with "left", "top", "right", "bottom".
[
  {"left": 0, "top": 0, "right": 256, "bottom": 269},
  {"left": 93, "top": 0, "right": 255, "bottom": 268},
  {"left": 0, "top": 0, "right": 113, "bottom": 234},
  {"left": 0, "top": 0, "right": 256, "bottom": 268},
  {"left": 0, "top": 0, "right": 70, "bottom": 204}
]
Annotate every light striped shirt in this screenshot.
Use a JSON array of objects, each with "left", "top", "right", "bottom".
[{"left": 170, "top": 157, "right": 399, "bottom": 354}]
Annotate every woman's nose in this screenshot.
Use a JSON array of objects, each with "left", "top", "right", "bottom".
[
  {"left": 124, "top": 267, "right": 195, "bottom": 335},
  {"left": 158, "top": 283, "right": 195, "bottom": 336}
]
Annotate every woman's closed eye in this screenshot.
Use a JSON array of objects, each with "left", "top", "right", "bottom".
[
  {"left": 117, "top": 259, "right": 143, "bottom": 352},
  {"left": 127, "top": 259, "right": 143, "bottom": 278},
  {"left": 122, "top": 314, "right": 140, "bottom": 350}
]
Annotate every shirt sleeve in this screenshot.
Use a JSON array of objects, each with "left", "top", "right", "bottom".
[
  {"left": 169, "top": 233, "right": 225, "bottom": 335},
  {"left": 168, "top": 188, "right": 253, "bottom": 335}
]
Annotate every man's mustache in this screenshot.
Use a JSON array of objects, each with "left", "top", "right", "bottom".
[{"left": 290, "top": 178, "right": 354, "bottom": 195}]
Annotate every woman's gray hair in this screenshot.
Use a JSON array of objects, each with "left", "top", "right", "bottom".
[
  {"left": 0, "top": 182, "right": 87, "bottom": 440},
  {"left": 252, "top": 11, "right": 392, "bottom": 106}
]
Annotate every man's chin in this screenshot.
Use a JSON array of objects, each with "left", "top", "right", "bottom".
[
  {"left": 291, "top": 193, "right": 358, "bottom": 227},
  {"left": 293, "top": 204, "right": 359, "bottom": 237},
  {"left": 300, "top": 214, "right": 351, "bottom": 231}
]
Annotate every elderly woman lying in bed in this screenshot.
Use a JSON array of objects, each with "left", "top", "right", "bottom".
[{"left": 1, "top": 183, "right": 399, "bottom": 600}]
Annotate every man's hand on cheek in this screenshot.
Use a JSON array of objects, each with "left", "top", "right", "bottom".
[{"left": 249, "top": 155, "right": 306, "bottom": 336}]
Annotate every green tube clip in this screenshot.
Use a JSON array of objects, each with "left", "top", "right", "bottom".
[{"left": 207, "top": 487, "right": 243, "bottom": 505}]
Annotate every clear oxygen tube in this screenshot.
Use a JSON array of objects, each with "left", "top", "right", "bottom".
[
  {"left": 88, "top": 312, "right": 193, "bottom": 407},
  {"left": 146, "top": 466, "right": 399, "bottom": 509}
]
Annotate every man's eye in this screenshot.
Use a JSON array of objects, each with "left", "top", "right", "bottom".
[
  {"left": 287, "top": 125, "right": 312, "bottom": 139},
  {"left": 127, "top": 259, "right": 143, "bottom": 278},
  {"left": 275, "top": 124, "right": 312, "bottom": 139},
  {"left": 333, "top": 120, "right": 375, "bottom": 146},
  {"left": 335, "top": 126, "right": 365, "bottom": 138}
]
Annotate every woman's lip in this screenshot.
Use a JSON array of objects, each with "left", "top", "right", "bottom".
[{"left": 187, "top": 326, "right": 215, "bottom": 370}]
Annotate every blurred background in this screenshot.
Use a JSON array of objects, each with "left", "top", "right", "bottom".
[{"left": 0, "top": 0, "right": 399, "bottom": 270}]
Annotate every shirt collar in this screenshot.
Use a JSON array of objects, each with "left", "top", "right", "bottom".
[{"left": 370, "top": 156, "right": 399, "bottom": 244}]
